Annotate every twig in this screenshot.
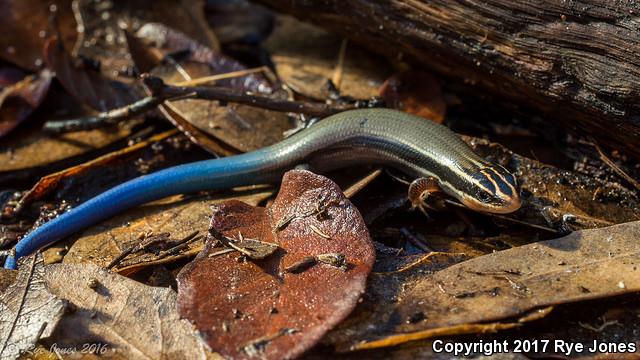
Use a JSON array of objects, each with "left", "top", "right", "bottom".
[
  {"left": 44, "top": 76, "right": 363, "bottom": 133},
  {"left": 591, "top": 139, "right": 640, "bottom": 191},
  {"left": 107, "top": 231, "right": 199, "bottom": 270},
  {"left": 153, "top": 77, "right": 359, "bottom": 117},
  {"left": 43, "top": 96, "right": 163, "bottom": 133},
  {"left": 106, "top": 240, "right": 143, "bottom": 270},
  {"left": 443, "top": 199, "right": 560, "bottom": 234},
  {"left": 160, "top": 232, "right": 202, "bottom": 256},
  {"left": 332, "top": 39, "right": 348, "bottom": 89},
  {"left": 578, "top": 317, "right": 620, "bottom": 332},
  {"left": 173, "top": 67, "right": 268, "bottom": 87},
  {"left": 400, "top": 227, "right": 433, "bottom": 252}
]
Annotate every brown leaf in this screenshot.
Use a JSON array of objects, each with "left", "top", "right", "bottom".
[
  {"left": 151, "top": 61, "right": 292, "bottom": 152},
  {"left": 159, "top": 101, "right": 240, "bottom": 156},
  {"left": 0, "top": 69, "right": 52, "bottom": 138},
  {"left": 44, "top": 37, "right": 140, "bottom": 111},
  {"left": 379, "top": 71, "right": 446, "bottom": 123},
  {"left": 0, "top": 254, "right": 65, "bottom": 359},
  {"left": 72, "top": 0, "right": 219, "bottom": 78},
  {"left": 135, "top": 22, "right": 265, "bottom": 92},
  {"left": 0, "top": 118, "right": 135, "bottom": 174},
  {"left": 42, "top": 262, "right": 210, "bottom": 359},
  {"left": 264, "top": 15, "right": 390, "bottom": 99},
  {"left": 326, "top": 221, "right": 640, "bottom": 350},
  {"left": 177, "top": 170, "right": 375, "bottom": 359},
  {"left": 0, "top": 269, "right": 17, "bottom": 293},
  {"left": 0, "top": 0, "right": 77, "bottom": 71},
  {"left": 51, "top": 188, "right": 274, "bottom": 268},
  {"left": 13, "top": 130, "right": 178, "bottom": 214},
  {"left": 132, "top": 23, "right": 293, "bottom": 153},
  {"left": 120, "top": 0, "right": 219, "bottom": 54},
  {"left": 163, "top": 96, "right": 293, "bottom": 152}
]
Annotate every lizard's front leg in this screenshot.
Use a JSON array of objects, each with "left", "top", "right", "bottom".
[{"left": 408, "top": 177, "right": 441, "bottom": 216}]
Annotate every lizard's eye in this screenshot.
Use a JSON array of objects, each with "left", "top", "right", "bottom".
[{"left": 477, "top": 189, "right": 492, "bottom": 203}]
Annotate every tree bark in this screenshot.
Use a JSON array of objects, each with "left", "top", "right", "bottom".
[{"left": 259, "top": 0, "right": 640, "bottom": 157}]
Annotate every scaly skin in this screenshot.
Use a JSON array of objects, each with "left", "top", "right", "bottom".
[{"left": 4, "top": 108, "right": 520, "bottom": 269}]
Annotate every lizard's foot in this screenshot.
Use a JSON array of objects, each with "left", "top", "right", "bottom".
[{"left": 408, "top": 177, "right": 441, "bottom": 217}]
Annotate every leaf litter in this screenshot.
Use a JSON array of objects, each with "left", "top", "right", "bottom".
[
  {"left": 0, "top": 254, "right": 65, "bottom": 360},
  {"left": 324, "top": 220, "right": 640, "bottom": 351},
  {"left": 0, "top": 2, "right": 639, "bottom": 359}
]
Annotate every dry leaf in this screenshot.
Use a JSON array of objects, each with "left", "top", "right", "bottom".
[
  {"left": 205, "top": 0, "right": 273, "bottom": 45},
  {"left": 59, "top": 0, "right": 219, "bottom": 79},
  {"left": 264, "top": 15, "right": 390, "bottom": 99},
  {"left": 136, "top": 24, "right": 293, "bottom": 153},
  {"left": 326, "top": 221, "right": 640, "bottom": 350},
  {"left": 0, "top": 70, "right": 52, "bottom": 139},
  {"left": 12, "top": 130, "right": 178, "bottom": 214},
  {"left": 0, "top": 122, "right": 135, "bottom": 174},
  {"left": 177, "top": 170, "right": 375, "bottom": 359},
  {"left": 0, "top": 0, "right": 77, "bottom": 71},
  {"left": 0, "top": 269, "right": 17, "bottom": 293},
  {"left": 53, "top": 188, "right": 274, "bottom": 267},
  {"left": 0, "top": 254, "right": 65, "bottom": 359},
  {"left": 135, "top": 23, "right": 267, "bottom": 93},
  {"left": 44, "top": 37, "right": 140, "bottom": 112},
  {"left": 42, "top": 262, "right": 210, "bottom": 359}
]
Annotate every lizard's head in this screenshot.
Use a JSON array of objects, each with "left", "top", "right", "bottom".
[{"left": 456, "top": 165, "right": 521, "bottom": 214}]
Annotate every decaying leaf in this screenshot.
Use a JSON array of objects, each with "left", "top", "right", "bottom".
[
  {"left": 44, "top": 37, "right": 140, "bottom": 112},
  {"left": 136, "top": 23, "right": 293, "bottom": 153},
  {"left": 0, "top": 254, "right": 65, "bottom": 359},
  {"left": 12, "top": 130, "right": 179, "bottom": 214},
  {"left": 135, "top": 22, "right": 268, "bottom": 93},
  {"left": 161, "top": 94, "right": 293, "bottom": 152},
  {"left": 0, "top": 0, "right": 77, "bottom": 71},
  {"left": 264, "top": 15, "right": 391, "bottom": 100},
  {"left": 0, "top": 117, "right": 135, "bottom": 174},
  {"left": 42, "top": 262, "right": 210, "bottom": 359},
  {"left": 0, "top": 69, "right": 52, "bottom": 139},
  {"left": 177, "top": 170, "right": 375, "bottom": 359},
  {"left": 110, "top": 0, "right": 220, "bottom": 57},
  {"left": 325, "top": 220, "right": 640, "bottom": 350},
  {"left": 0, "top": 269, "right": 17, "bottom": 293},
  {"left": 158, "top": 101, "right": 240, "bottom": 156},
  {"left": 51, "top": 187, "right": 274, "bottom": 268}
]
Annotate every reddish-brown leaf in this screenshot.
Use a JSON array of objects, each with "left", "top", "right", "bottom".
[
  {"left": 135, "top": 22, "right": 269, "bottom": 93},
  {"left": 133, "top": 23, "right": 292, "bottom": 153},
  {"left": 0, "top": 0, "right": 77, "bottom": 71},
  {"left": 177, "top": 170, "right": 375, "bottom": 359},
  {"left": 43, "top": 37, "right": 140, "bottom": 111},
  {"left": 0, "top": 69, "right": 52, "bottom": 138}
]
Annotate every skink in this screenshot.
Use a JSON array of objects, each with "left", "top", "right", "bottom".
[{"left": 4, "top": 108, "right": 520, "bottom": 269}]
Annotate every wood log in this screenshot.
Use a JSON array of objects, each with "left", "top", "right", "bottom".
[{"left": 258, "top": 0, "right": 640, "bottom": 157}]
